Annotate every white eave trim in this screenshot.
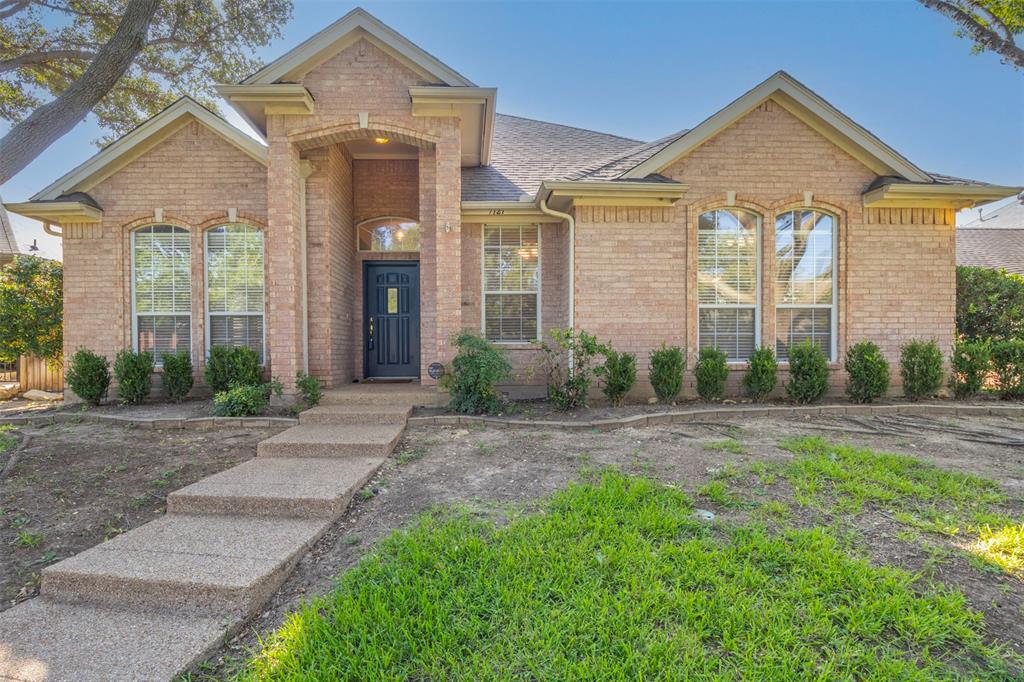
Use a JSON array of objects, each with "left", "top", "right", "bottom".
[
  {"left": 862, "top": 183, "right": 1022, "bottom": 209},
  {"left": 621, "top": 71, "right": 932, "bottom": 184},
  {"left": 5, "top": 201, "right": 103, "bottom": 225},
  {"left": 241, "top": 8, "right": 474, "bottom": 87},
  {"left": 31, "top": 98, "right": 268, "bottom": 201}
]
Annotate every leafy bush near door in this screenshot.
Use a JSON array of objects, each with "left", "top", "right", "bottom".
[
  {"left": 204, "top": 345, "right": 262, "bottom": 393},
  {"left": 741, "top": 347, "right": 777, "bottom": 401},
  {"left": 541, "top": 328, "right": 608, "bottom": 411},
  {"left": 844, "top": 341, "right": 890, "bottom": 403},
  {"left": 595, "top": 349, "right": 636, "bottom": 407},
  {"left": 899, "top": 340, "right": 944, "bottom": 401},
  {"left": 785, "top": 340, "right": 829, "bottom": 404},
  {"left": 949, "top": 340, "right": 990, "bottom": 400},
  {"left": 443, "top": 331, "right": 511, "bottom": 415},
  {"left": 694, "top": 347, "right": 728, "bottom": 401},
  {"left": 212, "top": 384, "right": 270, "bottom": 417},
  {"left": 649, "top": 344, "right": 685, "bottom": 403},
  {"left": 113, "top": 349, "right": 154, "bottom": 405},
  {"left": 296, "top": 372, "right": 323, "bottom": 408},
  {"left": 65, "top": 348, "right": 111, "bottom": 406}
]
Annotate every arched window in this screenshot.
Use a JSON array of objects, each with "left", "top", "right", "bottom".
[
  {"left": 775, "top": 209, "right": 836, "bottom": 361},
  {"left": 132, "top": 224, "right": 191, "bottom": 362},
  {"left": 357, "top": 217, "right": 420, "bottom": 252},
  {"left": 697, "top": 208, "right": 760, "bottom": 361},
  {"left": 205, "top": 224, "right": 265, "bottom": 363}
]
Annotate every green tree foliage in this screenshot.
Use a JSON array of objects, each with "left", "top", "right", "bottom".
[
  {"left": 990, "top": 339, "right": 1024, "bottom": 399},
  {"left": 917, "top": 0, "right": 1024, "bottom": 68},
  {"left": 949, "top": 340, "right": 991, "bottom": 399},
  {"left": 956, "top": 266, "right": 1024, "bottom": 341},
  {"left": 0, "top": 0, "right": 293, "bottom": 182},
  {"left": 0, "top": 255, "right": 62, "bottom": 363}
]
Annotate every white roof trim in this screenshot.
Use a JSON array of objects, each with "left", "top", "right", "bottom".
[
  {"left": 621, "top": 71, "right": 932, "bottom": 183},
  {"left": 242, "top": 7, "right": 474, "bottom": 87},
  {"left": 31, "top": 98, "right": 267, "bottom": 201}
]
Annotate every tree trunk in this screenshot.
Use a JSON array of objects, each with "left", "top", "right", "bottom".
[{"left": 0, "top": 0, "right": 162, "bottom": 185}]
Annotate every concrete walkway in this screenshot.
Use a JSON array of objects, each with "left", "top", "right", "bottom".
[{"left": 0, "top": 385, "right": 437, "bottom": 681}]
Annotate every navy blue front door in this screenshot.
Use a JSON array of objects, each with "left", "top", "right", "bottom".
[{"left": 364, "top": 261, "right": 420, "bottom": 379}]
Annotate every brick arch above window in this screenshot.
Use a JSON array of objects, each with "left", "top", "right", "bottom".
[{"left": 197, "top": 214, "right": 268, "bottom": 232}]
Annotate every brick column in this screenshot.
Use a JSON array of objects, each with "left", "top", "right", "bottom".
[
  {"left": 433, "top": 133, "right": 462, "bottom": 373},
  {"left": 265, "top": 115, "right": 305, "bottom": 392}
]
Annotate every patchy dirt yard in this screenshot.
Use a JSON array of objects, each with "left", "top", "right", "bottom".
[
  {"left": 190, "top": 411, "right": 1024, "bottom": 679},
  {"left": 0, "top": 421, "right": 286, "bottom": 609}
]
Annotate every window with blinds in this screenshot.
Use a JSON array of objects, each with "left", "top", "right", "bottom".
[
  {"left": 205, "top": 224, "right": 265, "bottom": 363},
  {"left": 697, "top": 209, "right": 759, "bottom": 361},
  {"left": 132, "top": 224, "right": 191, "bottom": 363},
  {"left": 483, "top": 225, "right": 540, "bottom": 342},
  {"left": 775, "top": 210, "right": 835, "bottom": 360}
]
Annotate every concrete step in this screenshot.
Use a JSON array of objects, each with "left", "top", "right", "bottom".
[
  {"left": 321, "top": 384, "right": 445, "bottom": 407},
  {"left": 41, "top": 515, "right": 328, "bottom": 616},
  {"left": 166, "top": 455, "right": 384, "bottom": 518},
  {"left": 257, "top": 423, "right": 404, "bottom": 458},
  {"left": 0, "top": 598, "right": 227, "bottom": 682},
  {"left": 300, "top": 403, "right": 411, "bottom": 425}
]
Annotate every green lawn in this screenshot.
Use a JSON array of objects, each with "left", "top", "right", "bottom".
[{"left": 236, "top": 470, "right": 1020, "bottom": 681}]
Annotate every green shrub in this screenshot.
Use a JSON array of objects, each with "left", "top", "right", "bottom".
[
  {"left": 161, "top": 350, "right": 193, "bottom": 402},
  {"left": 956, "top": 265, "right": 1024, "bottom": 341},
  {"left": 845, "top": 341, "right": 890, "bottom": 403},
  {"left": 595, "top": 348, "right": 636, "bottom": 407},
  {"left": 786, "top": 340, "right": 830, "bottom": 404},
  {"left": 742, "top": 347, "right": 777, "bottom": 401},
  {"left": 990, "top": 339, "right": 1024, "bottom": 399},
  {"left": 296, "top": 372, "right": 323, "bottom": 408},
  {"left": 444, "top": 331, "right": 511, "bottom": 415},
  {"left": 212, "top": 383, "right": 270, "bottom": 417},
  {"left": 695, "top": 346, "right": 729, "bottom": 401},
  {"left": 648, "top": 344, "right": 685, "bottom": 403},
  {"left": 65, "top": 348, "right": 111, "bottom": 406},
  {"left": 113, "top": 349, "right": 154, "bottom": 405},
  {"left": 900, "top": 340, "right": 944, "bottom": 401},
  {"left": 949, "top": 340, "right": 991, "bottom": 400},
  {"left": 541, "top": 328, "right": 607, "bottom": 411},
  {"left": 204, "top": 345, "right": 262, "bottom": 392}
]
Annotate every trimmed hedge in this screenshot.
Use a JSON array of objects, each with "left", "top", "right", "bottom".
[
  {"left": 66, "top": 348, "right": 110, "bottom": 406},
  {"left": 649, "top": 344, "right": 685, "bottom": 403},
  {"left": 695, "top": 346, "right": 728, "bottom": 401},
  {"left": 741, "top": 347, "right": 777, "bottom": 401},
  {"left": 845, "top": 341, "right": 890, "bottom": 403},
  {"left": 900, "top": 340, "right": 944, "bottom": 401},
  {"left": 113, "top": 349, "right": 154, "bottom": 405},
  {"left": 956, "top": 265, "right": 1024, "bottom": 342},
  {"left": 786, "top": 341, "right": 829, "bottom": 404}
]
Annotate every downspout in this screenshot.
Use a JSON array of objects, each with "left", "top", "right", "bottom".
[{"left": 538, "top": 195, "right": 574, "bottom": 370}]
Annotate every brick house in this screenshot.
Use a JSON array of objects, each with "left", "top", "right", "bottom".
[{"left": 7, "top": 8, "right": 1019, "bottom": 398}]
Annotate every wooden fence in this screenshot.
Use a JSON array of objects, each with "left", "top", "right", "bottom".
[{"left": 0, "top": 355, "right": 64, "bottom": 393}]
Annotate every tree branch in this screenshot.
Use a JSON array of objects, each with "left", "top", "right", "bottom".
[
  {"left": 0, "top": 0, "right": 29, "bottom": 20},
  {"left": 918, "top": 0, "right": 1024, "bottom": 68},
  {"left": 0, "top": 50, "right": 98, "bottom": 74},
  {"left": 0, "top": 0, "right": 162, "bottom": 184}
]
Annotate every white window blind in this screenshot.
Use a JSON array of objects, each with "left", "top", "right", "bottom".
[
  {"left": 483, "top": 225, "right": 540, "bottom": 342},
  {"left": 775, "top": 210, "right": 835, "bottom": 360},
  {"left": 205, "top": 224, "right": 265, "bottom": 363},
  {"left": 132, "top": 224, "right": 191, "bottom": 363},
  {"left": 697, "top": 209, "right": 759, "bottom": 360}
]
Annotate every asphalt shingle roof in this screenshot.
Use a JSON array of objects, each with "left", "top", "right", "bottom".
[
  {"left": 461, "top": 114, "right": 642, "bottom": 201},
  {"left": 956, "top": 195, "right": 1024, "bottom": 274}
]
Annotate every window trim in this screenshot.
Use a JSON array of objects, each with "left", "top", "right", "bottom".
[
  {"left": 355, "top": 215, "right": 421, "bottom": 253},
  {"left": 480, "top": 223, "right": 542, "bottom": 344},
  {"left": 203, "top": 223, "right": 267, "bottom": 365},
  {"left": 696, "top": 208, "right": 762, "bottom": 363},
  {"left": 773, "top": 208, "right": 838, "bottom": 362},
  {"left": 130, "top": 224, "right": 192, "bottom": 363}
]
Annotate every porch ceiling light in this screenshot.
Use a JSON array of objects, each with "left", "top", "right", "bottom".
[{"left": 373, "top": 136, "right": 389, "bottom": 144}]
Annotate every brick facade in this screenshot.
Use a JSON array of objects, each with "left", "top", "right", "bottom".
[{"left": 54, "top": 34, "right": 959, "bottom": 400}]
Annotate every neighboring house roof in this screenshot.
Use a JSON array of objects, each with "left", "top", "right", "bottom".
[
  {"left": 0, "top": 205, "right": 18, "bottom": 258},
  {"left": 956, "top": 194, "right": 1024, "bottom": 275},
  {"left": 461, "top": 114, "right": 642, "bottom": 201}
]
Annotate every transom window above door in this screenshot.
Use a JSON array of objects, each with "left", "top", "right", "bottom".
[{"left": 357, "top": 217, "right": 420, "bottom": 252}]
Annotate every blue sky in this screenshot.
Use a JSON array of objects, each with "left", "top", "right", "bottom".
[{"left": 3, "top": 0, "right": 1022, "bottom": 260}]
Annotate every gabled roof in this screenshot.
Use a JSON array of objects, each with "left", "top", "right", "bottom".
[
  {"left": 29, "top": 98, "right": 267, "bottom": 202},
  {"left": 242, "top": 7, "right": 474, "bottom": 87},
  {"left": 620, "top": 71, "right": 933, "bottom": 183}
]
